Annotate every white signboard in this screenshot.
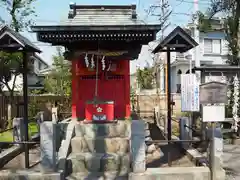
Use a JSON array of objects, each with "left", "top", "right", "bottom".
[
  {"left": 202, "top": 105, "right": 225, "bottom": 122},
  {"left": 181, "top": 74, "right": 200, "bottom": 112}
]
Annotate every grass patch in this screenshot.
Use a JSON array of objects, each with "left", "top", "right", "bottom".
[{"left": 0, "top": 122, "right": 39, "bottom": 142}]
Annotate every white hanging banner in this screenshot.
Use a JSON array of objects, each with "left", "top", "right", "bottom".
[{"left": 181, "top": 74, "right": 200, "bottom": 112}]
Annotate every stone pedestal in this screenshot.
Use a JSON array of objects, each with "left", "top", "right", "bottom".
[{"left": 12, "top": 117, "right": 24, "bottom": 143}]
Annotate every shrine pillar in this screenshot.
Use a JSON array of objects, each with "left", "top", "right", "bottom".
[
  {"left": 124, "top": 60, "right": 131, "bottom": 119},
  {"left": 71, "top": 60, "right": 78, "bottom": 121}
]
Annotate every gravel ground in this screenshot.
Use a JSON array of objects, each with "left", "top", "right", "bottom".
[
  {"left": 2, "top": 145, "right": 41, "bottom": 170},
  {"left": 145, "top": 120, "right": 194, "bottom": 168},
  {"left": 146, "top": 143, "right": 194, "bottom": 167}
]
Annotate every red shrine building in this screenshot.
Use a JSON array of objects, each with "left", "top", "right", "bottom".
[{"left": 32, "top": 4, "right": 161, "bottom": 122}]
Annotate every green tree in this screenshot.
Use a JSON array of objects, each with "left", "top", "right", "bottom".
[
  {"left": 0, "top": 0, "right": 36, "bottom": 123},
  {"left": 136, "top": 66, "right": 155, "bottom": 90},
  {"left": 44, "top": 47, "right": 71, "bottom": 96}
]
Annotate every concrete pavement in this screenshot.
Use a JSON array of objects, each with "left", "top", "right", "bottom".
[{"left": 223, "top": 144, "right": 240, "bottom": 180}]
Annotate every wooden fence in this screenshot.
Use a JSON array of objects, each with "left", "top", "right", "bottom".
[{"left": 0, "top": 95, "right": 71, "bottom": 127}]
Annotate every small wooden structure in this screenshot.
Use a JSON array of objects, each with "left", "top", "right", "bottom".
[
  {"left": 152, "top": 26, "right": 198, "bottom": 141},
  {"left": 0, "top": 25, "right": 41, "bottom": 168},
  {"left": 193, "top": 64, "right": 240, "bottom": 83},
  {"left": 32, "top": 4, "right": 161, "bottom": 122}
]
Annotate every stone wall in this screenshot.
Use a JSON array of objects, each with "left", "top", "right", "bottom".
[{"left": 135, "top": 93, "right": 181, "bottom": 116}]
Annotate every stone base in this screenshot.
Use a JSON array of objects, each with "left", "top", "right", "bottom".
[
  {"left": 66, "top": 172, "right": 128, "bottom": 180},
  {"left": 75, "top": 121, "right": 130, "bottom": 138},
  {"left": 71, "top": 136, "right": 129, "bottom": 154},
  {"left": 67, "top": 153, "right": 130, "bottom": 174}
]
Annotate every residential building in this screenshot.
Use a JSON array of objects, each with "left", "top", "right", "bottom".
[
  {"left": 157, "top": 17, "right": 228, "bottom": 93},
  {"left": 2, "top": 54, "right": 50, "bottom": 92}
]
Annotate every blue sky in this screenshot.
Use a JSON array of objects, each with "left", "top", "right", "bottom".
[{"left": 0, "top": 0, "right": 211, "bottom": 66}]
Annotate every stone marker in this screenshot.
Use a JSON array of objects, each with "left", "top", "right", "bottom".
[
  {"left": 12, "top": 117, "right": 24, "bottom": 143},
  {"left": 131, "top": 120, "right": 146, "bottom": 173},
  {"left": 179, "top": 117, "right": 191, "bottom": 150},
  {"left": 40, "top": 121, "right": 58, "bottom": 171},
  {"left": 206, "top": 127, "right": 223, "bottom": 170}
]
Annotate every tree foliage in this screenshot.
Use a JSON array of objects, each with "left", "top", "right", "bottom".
[
  {"left": 136, "top": 66, "right": 155, "bottom": 90},
  {"left": 1, "top": 0, "right": 36, "bottom": 31},
  {"left": 44, "top": 47, "right": 72, "bottom": 96}
]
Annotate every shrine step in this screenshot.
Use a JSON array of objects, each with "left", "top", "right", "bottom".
[
  {"left": 71, "top": 136, "right": 129, "bottom": 154},
  {"left": 75, "top": 121, "right": 130, "bottom": 138},
  {"left": 66, "top": 153, "right": 130, "bottom": 174},
  {"left": 66, "top": 172, "right": 128, "bottom": 180}
]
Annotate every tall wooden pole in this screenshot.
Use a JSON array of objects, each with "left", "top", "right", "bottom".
[
  {"left": 164, "top": 54, "right": 168, "bottom": 135},
  {"left": 167, "top": 49, "right": 172, "bottom": 166},
  {"left": 22, "top": 51, "right": 29, "bottom": 168}
]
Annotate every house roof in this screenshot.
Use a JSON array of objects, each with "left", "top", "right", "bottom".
[
  {"left": 152, "top": 26, "right": 198, "bottom": 53},
  {"left": 0, "top": 25, "right": 41, "bottom": 53},
  {"left": 193, "top": 64, "right": 240, "bottom": 72},
  {"left": 33, "top": 54, "right": 49, "bottom": 67}
]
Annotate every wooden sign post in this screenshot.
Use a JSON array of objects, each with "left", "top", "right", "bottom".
[{"left": 199, "top": 81, "right": 227, "bottom": 180}]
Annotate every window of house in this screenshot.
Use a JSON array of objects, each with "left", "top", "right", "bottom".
[
  {"left": 38, "top": 61, "right": 42, "bottom": 70},
  {"left": 204, "top": 39, "right": 221, "bottom": 54}
]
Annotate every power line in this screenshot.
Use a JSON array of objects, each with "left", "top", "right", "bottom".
[{"left": 175, "top": 0, "right": 210, "bottom": 5}]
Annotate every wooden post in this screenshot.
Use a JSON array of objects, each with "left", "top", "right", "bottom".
[
  {"left": 22, "top": 51, "right": 29, "bottom": 168},
  {"left": 164, "top": 53, "right": 168, "bottom": 135},
  {"left": 166, "top": 49, "right": 172, "bottom": 166}
]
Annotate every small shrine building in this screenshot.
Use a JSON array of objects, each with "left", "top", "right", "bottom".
[{"left": 32, "top": 4, "right": 161, "bottom": 121}]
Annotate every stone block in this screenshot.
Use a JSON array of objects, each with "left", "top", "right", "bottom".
[
  {"left": 75, "top": 121, "right": 130, "bottom": 138},
  {"left": 71, "top": 137, "right": 129, "bottom": 154},
  {"left": 67, "top": 153, "right": 130, "bottom": 173},
  {"left": 58, "top": 122, "right": 75, "bottom": 172},
  {"left": 131, "top": 120, "right": 146, "bottom": 173}
]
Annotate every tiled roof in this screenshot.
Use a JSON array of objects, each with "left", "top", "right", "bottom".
[
  {"left": 61, "top": 4, "right": 145, "bottom": 26},
  {"left": 0, "top": 25, "right": 41, "bottom": 53}
]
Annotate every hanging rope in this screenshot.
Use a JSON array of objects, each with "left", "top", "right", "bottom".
[
  {"left": 94, "top": 55, "right": 99, "bottom": 99},
  {"left": 93, "top": 40, "right": 100, "bottom": 103}
]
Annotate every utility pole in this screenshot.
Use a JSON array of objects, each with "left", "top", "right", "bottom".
[
  {"left": 194, "top": 0, "right": 200, "bottom": 70},
  {"left": 161, "top": 0, "right": 170, "bottom": 136}
]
